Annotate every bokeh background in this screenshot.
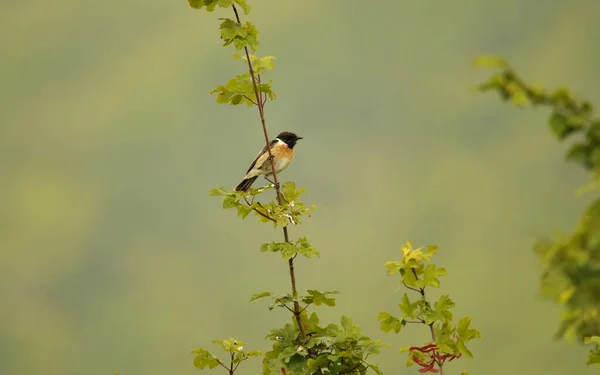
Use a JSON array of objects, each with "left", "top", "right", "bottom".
[{"left": 2, "top": 0, "right": 600, "bottom": 374}]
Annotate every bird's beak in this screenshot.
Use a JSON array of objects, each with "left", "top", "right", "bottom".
[{"left": 296, "top": 136, "right": 303, "bottom": 140}]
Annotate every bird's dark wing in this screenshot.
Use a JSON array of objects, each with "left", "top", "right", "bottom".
[{"left": 246, "top": 138, "right": 278, "bottom": 174}]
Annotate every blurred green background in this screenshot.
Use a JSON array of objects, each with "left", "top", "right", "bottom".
[{"left": 1, "top": 0, "right": 600, "bottom": 374}]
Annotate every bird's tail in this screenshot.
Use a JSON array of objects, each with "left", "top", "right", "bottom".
[{"left": 235, "top": 176, "right": 258, "bottom": 192}]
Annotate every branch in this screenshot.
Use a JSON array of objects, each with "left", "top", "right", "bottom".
[
  {"left": 410, "top": 268, "right": 445, "bottom": 375},
  {"left": 231, "top": 4, "right": 306, "bottom": 340}
]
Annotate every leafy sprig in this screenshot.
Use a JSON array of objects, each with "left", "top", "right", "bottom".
[
  {"left": 474, "top": 56, "right": 600, "bottom": 347},
  {"left": 192, "top": 338, "right": 262, "bottom": 375},
  {"left": 378, "top": 242, "right": 481, "bottom": 374}
]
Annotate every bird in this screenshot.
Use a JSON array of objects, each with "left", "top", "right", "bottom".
[{"left": 235, "top": 131, "right": 303, "bottom": 192}]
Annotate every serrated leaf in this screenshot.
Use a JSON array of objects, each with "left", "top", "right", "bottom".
[
  {"left": 222, "top": 196, "right": 238, "bottom": 209},
  {"left": 456, "top": 340, "right": 473, "bottom": 358},
  {"left": 384, "top": 260, "right": 401, "bottom": 276},
  {"left": 399, "top": 293, "right": 416, "bottom": 318},
  {"left": 457, "top": 317, "right": 471, "bottom": 336},
  {"left": 423, "top": 264, "right": 445, "bottom": 288},
  {"left": 377, "top": 312, "right": 403, "bottom": 333},
  {"left": 306, "top": 289, "right": 338, "bottom": 306}
]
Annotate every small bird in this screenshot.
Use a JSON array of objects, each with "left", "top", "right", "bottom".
[{"left": 235, "top": 131, "right": 303, "bottom": 192}]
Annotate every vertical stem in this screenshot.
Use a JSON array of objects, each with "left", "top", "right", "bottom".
[
  {"left": 411, "top": 269, "right": 444, "bottom": 375},
  {"left": 232, "top": 4, "right": 306, "bottom": 340}
]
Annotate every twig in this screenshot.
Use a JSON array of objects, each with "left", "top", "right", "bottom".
[
  {"left": 243, "top": 95, "right": 258, "bottom": 106},
  {"left": 410, "top": 269, "right": 445, "bottom": 375},
  {"left": 402, "top": 281, "right": 421, "bottom": 293},
  {"left": 231, "top": 4, "right": 306, "bottom": 340},
  {"left": 243, "top": 196, "right": 276, "bottom": 222}
]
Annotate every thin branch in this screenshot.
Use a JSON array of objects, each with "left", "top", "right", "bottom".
[
  {"left": 402, "top": 281, "right": 421, "bottom": 293},
  {"left": 410, "top": 269, "right": 445, "bottom": 375},
  {"left": 232, "top": 355, "right": 247, "bottom": 374},
  {"left": 232, "top": 4, "right": 306, "bottom": 341},
  {"left": 243, "top": 196, "right": 276, "bottom": 222},
  {"left": 216, "top": 359, "right": 229, "bottom": 372},
  {"left": 243, "top": 95, "right": 258, "bottom": 106},
  {"left": 339, "top": 360, "right": 365, "bottom": 374}
]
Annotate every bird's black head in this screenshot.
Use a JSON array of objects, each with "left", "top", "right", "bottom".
[{"left": 276, "top": 131, "right": 303, "bottom": 149}]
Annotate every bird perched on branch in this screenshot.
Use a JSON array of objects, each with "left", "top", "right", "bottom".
[{"left": 235, "top": 131, "right": 303, "bottom": 192}]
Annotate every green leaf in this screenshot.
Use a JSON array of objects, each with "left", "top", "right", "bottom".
[
  {"left": 261, "top": 238, "right": 319, "bottom": 260},
  {"left": 471, "top": 56, "right": 508, "bottom": 69},
  {"left": 213, "top": 337, "right": 246, "bottom": 352},
  {"left": 249, "top": 291, "right": 273, "bottom": 302},
  {"left": 377, "top": 312, "right": 403, "bottom": 333},
  {"left": 566, "top": 143, "right": 591, "bottom": 167},
  {"left": 549, "top": 112, "right": 578, "bottom": 140},
  {"left": 511, "top": 90, "right": 531, "bottom": 107},
  {"left": 423, "top": 264, "right": 447, "bottom": 288},
  {"left": 191, "top": 347, "right": 220, "bottom": 369},
  {"left": 218, "top": 19, "right": 259, "bottom": 51},
  {"left": 456, "top": 339, "right": 474, "bottom": 358},
  {"left": 189, "top": 0, "right": 221, "bottom": 11},
  {"left": 294, "top": 237, "right": 320, "bottom": 258},
  {"left": 434, "top": 295, "right": 455, "bottom": 321},
  {"left": 585, "top": 336, "right": 600, "bottom": 345},
  {"left": 305, "top": 289, "right": 339, "bottom": 306},
  {"left": 369, "top": 364, "right": 384, "bottom": 375},
  {"left": 384, "top": 260, "right": 401, "bottom": 276},
  {"left": 340, "top": 315, "right": 353, "bottom": 332},
  {"left": 398, "top": 293, "right": 416, "bottom": 318},
  {"left": 282, "top": 181, "right": 305, "bottom": 201},
  {"left": 208, "top": 187, "right": 230, "bottom": 196},
  {"left": 234, "top": 0, "right": 252, "bottom": 14}
]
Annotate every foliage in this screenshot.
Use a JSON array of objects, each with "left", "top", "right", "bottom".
[
  {"left": 585, "top": 336, "right": 600, "bottom": 369},
  {"left": 474, "top": 57, "right": 600, "bottom": 355},
  {"left": 188, "top": 1, "right": 483, "bottom": 374},
  {"left": 379, "top": 242, "right": 480, "bottom": 373},
  {"left": 209, "top": 182, "right": 315, "bottom": 227},
  {"left": 192, "top": 338, "right": 262, "bottom": 374},
  {"left": 262, "top": 314, "right": 386, "bottom": 375}
]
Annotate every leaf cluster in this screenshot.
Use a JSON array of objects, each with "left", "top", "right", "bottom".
[
  {"left": 534, "top": 199, "right": 600, "bottom": 342},
  {"left": 473, "top": 56, "right": 600, "bottom": 174},
  {"left": 250, "top": 289, "right": 339, "bottom": 311},
  {"left": 474, "top": 56, "right": 600, "bottom": 344},
  {"left": 378, "top": 242, "right": 480, "bottom": 373},
  {"left": 585, "top": 336, "right": 600, "bottom": 369},
  {"left": 189, "top": 0, "right": 251, "bottom": 14},
  {"left": 192, "top": 338, "right": 262, "bottom": 373},
  {"left": 209, "top": 182, "right": 316, "bottom": 227},
  {"left": 210, "top": 55, "right": 276, "bottom": 106},
  {"left": 263, "top": 313, "right": 385, "bottom": 375}
]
